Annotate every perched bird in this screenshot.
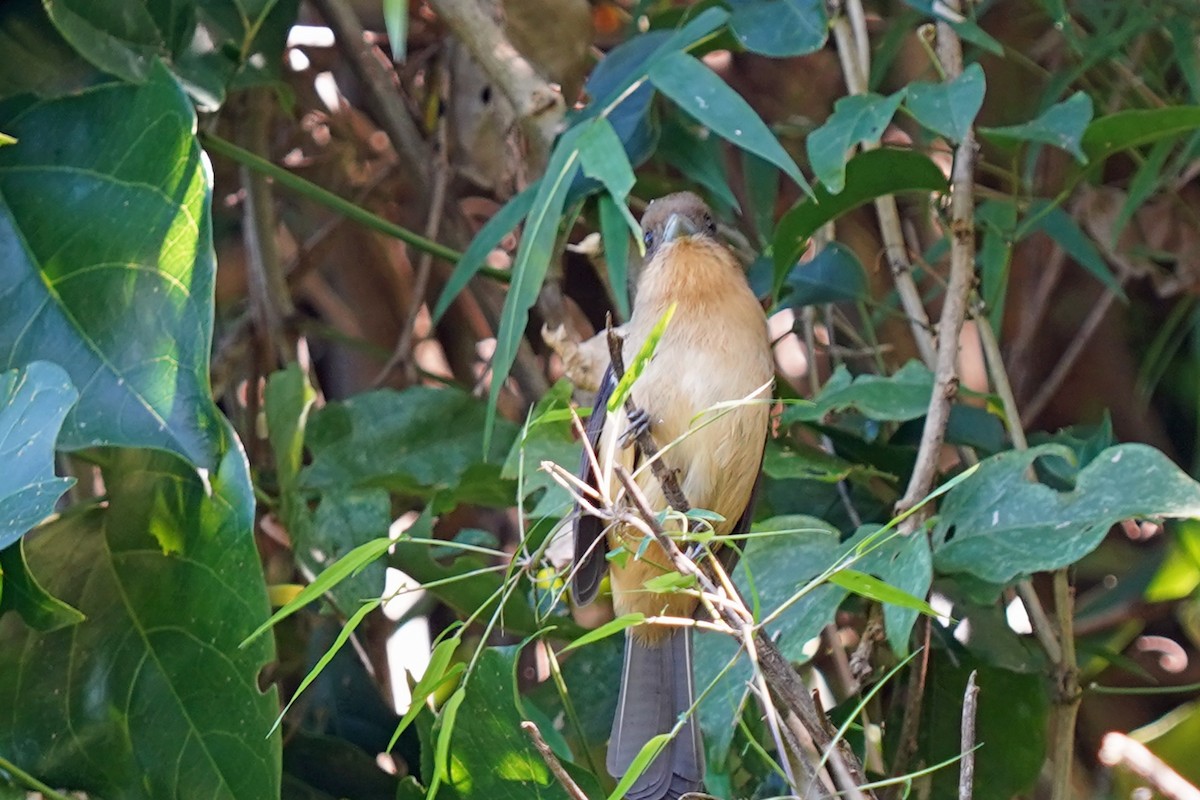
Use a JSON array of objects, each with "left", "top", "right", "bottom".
[{"left": 573, "top": 192, "right": 773, "bottom": 800}]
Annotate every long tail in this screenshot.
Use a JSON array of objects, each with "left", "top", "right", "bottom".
[{"left": 607, "top": 628, "right": 703, "bottom": 800}]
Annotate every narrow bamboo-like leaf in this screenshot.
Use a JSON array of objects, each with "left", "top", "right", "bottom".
[
  {"left": 828, "top": 568, "right": 939, "bottom": 617},
  {"left": 240, "top": 536, "right": 393, "bottom": 646},
  {"left": 382, "top": 0, "right": 409, "bottom": 61},
  {"left": 598, "top": 193, "right": 633, "bottom": 320},
  {"left": 388, "top": 634, "right": 465, "bottom": 748},
  {"left": 432, "top": 184, "right": 537, "bottom": 323},
  {"left": 562, "top": 613, "right": 647, "bottom": 653},
  {"left": 905, "top": 62, "right": 986, "bottom": 143},
  {"left": 1024, "top": 201, "right": 1123, "bottom": 297},
  {"left": 1081, "top": 106, "right": 1200, "bottom": 165},
  {"left": 0, "top": 133, "right": 15, "bottom": 147},
  {"left": 649, "top": 51, "right": 811, "bottom": 195},
  {"left": 773, "top": 149, "right": 947, "bottom": 286},
  {"left": 981, "top": 91, "right": 1093, "bottom": 163},
  {"left": 580, "top": 117, "right": 638, "bottom": 201},
  {"left": 435, "top": 686, "right": 468, "bottom": 781},
  {"left": 605, "top": 734, "right": 673, "bottom": 800},
  {"left": 608, "top": 303, "right": 677, "bottom": 412},
  {"left": 643, "top": 572, "right": 698, "bottom": 593},
  {"left": 269, "top": 598, "right": 380, "bottom": 735},
  {"left": 807, "top": 91, "right": 905, "bottom": 192},
  {"left": 486, "top": 128, "right": 585, "bottom": 446}
]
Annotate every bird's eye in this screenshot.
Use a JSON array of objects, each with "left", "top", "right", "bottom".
[{"left": 643, "top": 230, "right": 655, "bottom": 248}]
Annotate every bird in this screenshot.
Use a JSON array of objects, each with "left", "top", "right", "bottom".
[{"left": 572, "top": 191, "right": 774, "bottom": 800}]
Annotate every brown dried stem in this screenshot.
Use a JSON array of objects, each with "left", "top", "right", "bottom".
[
  {"left": 521, "top": 720, "right": 591, "bottom": 800},
  {"left": 958, "top": 671, "right": 979, "bottom": 800}
]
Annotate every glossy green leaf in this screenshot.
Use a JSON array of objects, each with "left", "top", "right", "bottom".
[
  {"left": 0, "top": 0, "right": 102, "bottom": 100},
  {"left": 265, "top": 364, "right": 317, "bottom": 491},
  {"left": 905, "top": 62, "right": 986, "bottom": 143},
  {"left": 562, "top": 613, "right": 646, "bottom": 653},
  {"left": 0, "top": 446, "right": 278, "bottom": 800},
  {"left": 807, "top": 91, "right": 905, "bottom": 192},
  {"left": 486, "top": 125, "right": 584, "bottom": 446},
  {"left": 0, "top": 361, "right": 76, "bottom": 550},
  {"left": 0, "top": 538, "right": 84, "bottom": 632},
  {"left": 728, "top": 0, "right": 828, "bottom": 57},
  {"left": 773, "top": 149, "right": 947, "bottom": 280},
  {"left": 783, "top": 360, "right": 934, "bottom": 424},
  {"left": 828, "top": 568, "right": 938, "bottom": 618},
  {"left": 649, "top": 51, "right": 810, "bottom": 194},
  {"left": 781, "top": 242, "right": 868, "bottom": 308},
  {"left": 934, "top": 444, "right": 1200, "bottom": 584},
  {"left": 598, "top": 192, "right": 633, "bottom": 321},
  {"left": 432, "top": 184, "right": 537, "bottom": 323},
  {"left": 1081, "top": 106, "right": 1200, "bottom": 165},
  {"left": 390, "top": 634, "right": 465, "bottom": 748},
  {"left": 579, "top": 117, "right": 638, "bottom": 203},
  {"left": 301, "top": 386, "right": 519, "bottom": 512},
  {"left": 981, "top": 91, "right": 1094, "bottom": 163},
  {"left": 0, "top": 64, "right": 229, "bottom": 470}
]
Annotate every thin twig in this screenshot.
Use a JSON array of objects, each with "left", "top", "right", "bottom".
[
  {"left": 958, "top": 671, "right": 979, "bottom": 800},
  {"left": 1050, "top": 568, "right": 1081, "bottom": 800},
  {"left": 522, "top": 720, "right": 591, "bottom": 800}
]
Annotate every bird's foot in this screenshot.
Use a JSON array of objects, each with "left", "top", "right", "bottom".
[{"left": 618, "top": 407, "right": 651, "bottom": 449}]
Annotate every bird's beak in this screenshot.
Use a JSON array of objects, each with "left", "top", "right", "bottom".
[{"left": 662, "top": 212, "right": 698, "bottom": 243}]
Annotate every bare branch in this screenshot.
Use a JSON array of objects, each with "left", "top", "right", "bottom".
[
  {"left": 521, "top": 721, "right": 592, "bottom": 800},
  {"left": 958, "top": 671, "right": 979, "bottom": 800}
]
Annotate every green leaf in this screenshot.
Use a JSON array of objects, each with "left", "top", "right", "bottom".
[
  {"left": 905, "top": 62, "right": 986, "bottom": 143},
  {"left": 783, "top": 360, "right": 935, "bottom": 424},
  {"left": 579, "top": 117, "right": 638, "bottom": 203},
  {"left": 503, "top": 381, "right": 580, "bottom": 520},
  {"left": 0, "top": 132, "right": 15, "bottom": 147},
  {"left": 902, "top": 0, "right": 1003, "bottom": 55},
  {"left": 0, "top": 539, "right": 84, "bottom": 632},
  {"left": 0, "top": 64, "right": 229, "bottom": 470},
  {"left": 43, "top": 0, "right": 161, "bottom": 84},
  {"left": 781, "top": 242, "right": 868, "bottom": 308},
  {"left": 383, "top": 0, "right": 409, "bottom": 61},
  {"left": 561, "top": 612, "right": 646, "bottom": 653},
  {"left": 432, "top": 184, "right": 537, "bottom": 323},
  {"left": 301, "top": 489, "right": 391, "bottom": 612},
  {"left": 807, "top": 91, "right": 906, "bottom": 193},
  {"left": 728, "top": 0, "right": 828, "bottom": 57},
  {"left": 828, "top": 568, "right": 938, "bottom": 617},
  {"left": 606, "top": 734, "right": 673, "bottom": 800},
  {"left": 487, "top": 125, "right": 585, "bottom": 446},
  {"left": 934, "top": 443, "right": 1200, "bottom": 584},
  {"left": 0, "top": 0, "right": 102, "bottom": 100},
  {"left": 0, "top": 446, "right": 279, "bottom": 800},
  {"left": 265, "top": 364, "right": 317, "bottom": 491},
  {"left": 1023, "top": 201, "right": 1123, "bottom": 296},
  {"left": 301, "top": 386, "right": 519, "bottom": 512},
  {"left": 598, "top": 193, "right": 633, "bottom": 321},
  {"left": 649, "top": 51, "right": 810, "bottom": 195},
  {"left": 773, "top": 149, "right": 947, "bottom": 282},
  {"left": 658, "top": 113, "right": 740, "bottom": 213},
  {"left": 1081, "top": 106, "right": 1200, "bottom": 166},
  {"left": 980, "top": 91, "right": 1094, "bottom": 163},
  {"left": 390, "top": 634, "right": 465, "bottom": 748},
  {"left": 976, "top": 199, "right": 1018, "bottom": 328},
  {"left": 642, "top": 571, "right": 698, "bottom": 592},
  {"left": 608, "top": 303, "right": 677, "bottom": 412},
  {"left": 0, "top": 361, "right": 77, "bottom": 550},
  {"left": 853, "top": 527, "right": 932, "bottom": 656},
  {"left": 435, "top": 647, "right": 590, "bottom": 800}
]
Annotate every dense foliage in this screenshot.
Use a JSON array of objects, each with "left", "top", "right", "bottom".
[{"left": 2, "top": 0, "right": 1200, "bottom": 798}]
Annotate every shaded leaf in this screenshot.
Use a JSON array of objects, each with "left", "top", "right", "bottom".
[
  {"left": 902, "top": 0, "right": 1003, "bottom": 55},
  {"left": 264, "top": 364, "right": 317, "bottom": 491},
  {"left": 0, "top": 539, "right": 84, "bottom": 632},
  {"left": 0, "top": 446, "right": 279, "bottom": 800},
  {"left": 783, "top": 361, "right": 935, "bottom": 425},
  {"left": 658, "top": 113, "right": 740, "bottom": 213},
  {"left": 301, "top": 489, "right": 391, "bottom": 612},
  {"left": 0, "top": 361, "right": 76, "bottom": 549},
  {"left": 1081, "top": 106, "right": 1200, "bottom": 166},
  {"left": 773, "top": 149, "right": 947, "bottom": 284},
  {"left": 1023, "top": 201, "right": 1123, "bottom": 296},
  {"left": 905, "top": 62, "right": 986, "bottom": 143},
  {"left": 807, "top": 91, "right": 905, "bottom": 193},
  {"left": 934, "top": 444, "right": 1200, "bottom": 584},
  {"left": 598, "top": 193, "right": 633, "bottom": 320},
  {"left": 302, "top": 386, "right": 519, "bottom": 512},
  {"left": 502, "top": 381, "right": 579, "bottom": 520},
  {"left": 728, "top": 0, "right": 828, "bottom": 57},
  {"left": 649, "top": 51, "right": 810, "bottom": 194},
  {"left": 981, "top": 91, "right": 1094, "bottom": 163},
  {"left": 781, "top": 242, "right": 868, "bottom": 308},
  {"left": 0, "top": 64, "right": 228, "bottom": 470}
]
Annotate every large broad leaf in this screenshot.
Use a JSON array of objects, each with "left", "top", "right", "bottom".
[
  {"left": 780, "top": 242, "right": 868, "bottom": 308},
  {"left": 806, "top": 91, "right": 906, "bottom": 193},
  {"left": 302, "top": 386, "right": 519, "bottom": 512},
  {"left": 43, "top": 0, "right": 300, "bottom": 108},
  {"left": 773, "top": 149, "right": 947, "bottom": 285},
  {"left": 783, "top": 360, "right": 935, "bottom": 425},
  {"left": 728, "top": 0, "right": 828, "bottom": 57},
  {"left": 422, "top": 646, "right": 603, "bottom": 800},
  {"left": 0, "top": 361, "right": 77, "bottom": 550},
  {"left": 980, "top": 91, "right": 1094, "bottom": 163},
  {"left": 933, "top": 443, "right": 1200, "bottom": 584},
  {"left": 0, "top": 64, "right": 228, "bottom": 471},
  {"left": 0, "top": 445, "right": 279, "bottom": 799},
  {"left": 0, "top": 0, "right": 103, "bottom": 99}
]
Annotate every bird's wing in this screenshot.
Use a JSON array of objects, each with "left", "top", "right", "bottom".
[
  {"left": 572, "top": 365, "right": 616, "bottom": 605},
  {"left": 713, "top": 438, "right": 767, "bottom": 576}
]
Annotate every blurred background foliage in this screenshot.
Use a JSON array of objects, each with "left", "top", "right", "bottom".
[{"left": 2, "top": 0, "right": 1200, "bottom": 798}]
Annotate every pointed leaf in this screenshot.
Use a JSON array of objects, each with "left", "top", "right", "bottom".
[
  {"left": 905, "top": 62, "right": 986, "bottom": 143},
  {"left": 828, "top": 568, "right": 938, "bottom": 617},
  {"left": 981, "top": 91, "right": 1094, "bottom": 163},
  {"left": 1081, "top": 106, "right": 1200, "bottom": 165},
  {"left": 807, "top": 91, "right": 906, "bottom": 192},
  {"left": 649, "top": 51, "right": 811, "bottom": 195},
  {"left": 728, "top": 0, "right": 828, "bottom": 57},
  {"left": 1023, "top": 201, "right": 1123, "bottom": 297},
  {"left": 598, "top": 193, "right": 633, "bottom": 320},
  {"left": 782, "top": 242, "right": 868, "bottom": 308}
]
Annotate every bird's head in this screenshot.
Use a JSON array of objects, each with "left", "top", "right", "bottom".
[{"left": 639, "top": 191, "right": 719, "bottom": 260}]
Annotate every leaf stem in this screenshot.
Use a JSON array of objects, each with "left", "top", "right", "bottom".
[{"left": 0, "top": 756, "right": 76, "bottom": 800}]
